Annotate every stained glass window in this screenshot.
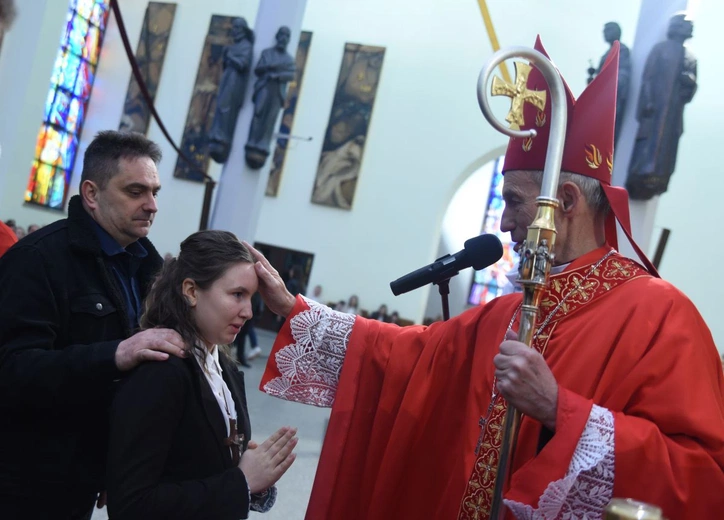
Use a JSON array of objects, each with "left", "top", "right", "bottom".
[
  {"left": 468, "top": 156, "right": 518, "bottom": 305},
  {"left": 25, "top": 0, "right": 110, "bottom": 210}
]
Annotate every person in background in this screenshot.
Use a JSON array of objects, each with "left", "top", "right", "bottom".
[
  {"left": 342, "top": 294, "right": 359, "bottom": 315},
  {"left": 369, "top": 304, "right": 389, "bottom": 322},
  {"left": 388, "top": 311, "right": 400, "bottom": 325},
  {"left": 307, "top": 284, "right": 323, "bottom": 303},
  {"left": 0, "top": 131, "right": 186, "bottom": 519},
  {"left": 27, "top": 224, "right": 41, "bottom": 234},
  {"left": 107, "top": 230, "right": 297, "bottom": 519},
  {"left": 236, "top": 292, "right": 264, "bottom": 366}
]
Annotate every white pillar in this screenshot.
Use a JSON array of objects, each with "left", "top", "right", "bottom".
[
  {"left": 611, "top": 0, "right": 688, "bottom": 259},
  {"left": 209, "top": 0, "right": 307, "bottom": 241}
]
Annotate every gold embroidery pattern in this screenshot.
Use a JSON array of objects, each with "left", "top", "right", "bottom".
[
  {"left": 522, "top": 137, "right": 533, "bottom": 152},
  {"left": 457, "top": 252, "right": 647, "bottom": 519}
]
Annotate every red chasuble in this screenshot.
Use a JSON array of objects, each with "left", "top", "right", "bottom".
[{"left": 261, "top": 247, "right": 724, "bottom": 519}]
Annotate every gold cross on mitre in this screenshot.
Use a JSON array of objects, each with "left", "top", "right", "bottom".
[{"left": 491, "top": 61, "right": 547, "bottom": 130}]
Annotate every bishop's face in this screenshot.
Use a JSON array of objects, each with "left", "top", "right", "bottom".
[{"left": 501, "top": 170, "right": 541, "bottom": 253}]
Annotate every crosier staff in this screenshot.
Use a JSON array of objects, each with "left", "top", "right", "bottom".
[{"left": 476, "top": 47, "right": 568, "bottom": 520}]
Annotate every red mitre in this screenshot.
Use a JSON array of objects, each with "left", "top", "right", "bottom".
[{"left": 501, "top": 36, "right": 658, "bottom": 276}]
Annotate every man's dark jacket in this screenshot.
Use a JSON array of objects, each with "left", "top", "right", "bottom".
[{"left": 0, "top": 195, "right": 163, "bottom": 511}]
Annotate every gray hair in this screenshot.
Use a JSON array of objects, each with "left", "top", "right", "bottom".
[{"left": 529, "top": 170, "right": 611, "bottom": 218}]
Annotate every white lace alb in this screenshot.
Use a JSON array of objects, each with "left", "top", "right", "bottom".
[
  {"left": 504, "top": 405, "right": 615, "bottom": 519},
  {"left": 263, "top": 297, "right": 355, "bottom": 407}
]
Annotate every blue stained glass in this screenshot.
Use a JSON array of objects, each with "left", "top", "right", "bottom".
[
  {"left": 74, "top": 60, "right": 93, "bottom": 99},
  {"left": 59, "top": 133, "right": 78, "bottom": 170},
  {"left": 50, "top": 52, "right": 65, "bottom": 86},
  {"left": 68, "top": 16, "right": 89, "bottom": 57},
  {"left": 48, "top": 90, "right": 72, "bottom": 127},
  {"left": 29, "top": 0, "right": 109, "bottom": 210},
  {"left": 67, "top": 97, "right": 83, "bottom": 132},
  {"left": 60, "top": 51, "right": 81, "bottom": 91},
  {"left": 44, "top": 89, "right": 57, "bottom": 122},
  {"left": 49, "top": 168, "right": 68, "bottom": 209},
  {"left": 60, "top": 11, "right": 74, "bottom": 48}
]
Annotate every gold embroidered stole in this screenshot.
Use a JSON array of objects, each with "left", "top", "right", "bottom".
[{"left": 457, "top": 252, "right": 648, "bottom": 520}]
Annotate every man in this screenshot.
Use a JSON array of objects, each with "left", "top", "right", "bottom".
[
  {"left": 249, "top": 38, "right": 724, "bottom": 519},
  {"left": 0, "top": 131, "right": 186, "bottom": 520}
]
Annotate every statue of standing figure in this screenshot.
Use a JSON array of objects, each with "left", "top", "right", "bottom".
[
  {"left": 626, "top": 13, "right": 697, "bottom": 200},
  {"left": 245, "top": 26, "right": 296, "bottom": 169},
  {"left": 208, "top": 17, "right": 255, "bottom": 164},
  {"left": 588, "top": 22, "right": 631, "bottom": 144}
]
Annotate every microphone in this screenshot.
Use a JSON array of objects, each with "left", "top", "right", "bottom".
[{"left": 390, "top": 234, "right": 504, "bottom": 296}]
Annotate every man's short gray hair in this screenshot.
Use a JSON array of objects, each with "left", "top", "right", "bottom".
[{"left": 529, "top": 170, "right": 611, "bottom": 217}]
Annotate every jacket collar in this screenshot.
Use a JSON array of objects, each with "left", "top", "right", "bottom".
[{"left": 66, "top": 194, "right": 162, "bottom": 264}]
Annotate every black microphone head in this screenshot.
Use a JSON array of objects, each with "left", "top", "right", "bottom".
[{"left": 463, "top": 234, "right": 503, "bottom": 270}]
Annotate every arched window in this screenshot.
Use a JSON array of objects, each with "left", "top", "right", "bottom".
[
  {"left": 468, "top": 156, "right": 518, "bottom": 305},
  {"left": 25, "top": 0, "right": 110, "bottom": 210}
]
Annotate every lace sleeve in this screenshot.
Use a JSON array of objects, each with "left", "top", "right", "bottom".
[
  {"left": 262, "top": 297, "right": 356, "bottom": 408},
  {"left": 504, "top": 405, "right": 615, "bottom": 519}
]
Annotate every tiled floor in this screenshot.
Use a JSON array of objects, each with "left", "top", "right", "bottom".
[{"left": 91, "top": 329, "right": 329, "bottom": 520}]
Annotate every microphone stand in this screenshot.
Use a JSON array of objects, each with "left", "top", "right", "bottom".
[{"left": 434, "top": 278, "right": 451, "bottom": 321}]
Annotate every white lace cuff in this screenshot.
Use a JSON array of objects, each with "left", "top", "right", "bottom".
[
  {"left": 262, "top": 297, "right": 355, "bottom": 407},
  {"left": 250, "top": 485, "right": 277, "bottom": 513},
  {"left": 504, "top": 405, "right": 615, "bottom": 519}
]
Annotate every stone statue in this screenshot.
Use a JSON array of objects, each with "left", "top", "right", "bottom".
[
  {"left": 626, "top": 14, "right": 697, "bottom": 200},
  {"left": 588, "top": 22, "right": 631, "bottom": 144},
  {"left": 208, "top": 17, "right": 254, "bottom": 164},
  {"left": 245, "top": 26, "right": 296, "bottom": 169}
]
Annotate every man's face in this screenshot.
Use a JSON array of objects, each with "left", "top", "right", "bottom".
[
  {"left": 500, "top": 171, "right": 541, "bottom": 253},
  {"left": 90, "top": 156, "right": 161, "bottom": 247}
]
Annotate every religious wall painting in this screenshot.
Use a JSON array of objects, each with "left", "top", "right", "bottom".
[
  {"left": 25, "top": 0, "right": 111, "bottom": 210},
  {"left": 468, "top": 156, "right": 518, "bottom": 305},
  {"left": 118, "top": 2, "right": 177, "bottom": 134},
  {"left": 173, "top": 15, "right": 237, "bottom": 182},
  {"left": 266, "top": 30, "right": 313, "bottom": 197},
  {"left": 311, "top": 42, "right": 385, "bottom": 210}
]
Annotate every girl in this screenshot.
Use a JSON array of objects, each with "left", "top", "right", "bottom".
[{"left": 107, "top": 230, "right": 296, "bottom": 519}]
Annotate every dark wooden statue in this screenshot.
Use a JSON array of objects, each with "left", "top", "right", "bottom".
[
  {"left": 208, "top": 17, "right": 255, "bottom": 164},
  {"left": 244, "top": 26, "right": 296, "bottom": 169},
  {"left": 626, "top": 14, "right": 697, "bottom": 200},
  {"left": 588, "top": 22, "right": 631, "bottom": 144}
]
